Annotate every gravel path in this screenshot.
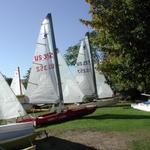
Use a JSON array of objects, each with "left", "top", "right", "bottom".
[{"left": 34, "top": 130, "right": 134, "bottom": 150}]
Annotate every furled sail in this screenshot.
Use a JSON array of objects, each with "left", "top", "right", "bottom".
[
  {"left": 10, "top": 67, "right": 26, "bottom": 96},
  {"left": 0, "top": 73, "right": 26, "bottom": 120},
  {"left": 26, "top": 15, "right": 59, "bottom": 104}
]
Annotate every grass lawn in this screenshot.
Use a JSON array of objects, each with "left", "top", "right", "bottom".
[{"left": 36, "top": 103, "right": 150, "bottom": 149}]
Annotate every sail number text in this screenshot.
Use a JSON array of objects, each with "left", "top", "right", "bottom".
[
  {"left": 33, "top": 52, "right": 54, "bottom": 72},
  {"left": 36, "top": 64, "right": 54, "bottom": 72},
  {"left": 76, "top": 60, "right": 90, "bottom": 66},
  {"left": 77, "top": 60, "right": 91, "bottom": 73},
  {"left": 34, "top": 52, "right": 53, "bottom": 62},
  {"left": 77, "top": 68, "right": 91, "bottom": 73}
]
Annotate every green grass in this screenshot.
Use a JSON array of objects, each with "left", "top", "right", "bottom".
[
  {"left": 131, "top": 139, "right": 150, "bottom": 150},
  {"left": 36, "top": 104, "right": 150, "bottom": 149},
  {"left": 37, "top": 104, "right": 150, "bottom": 132}
]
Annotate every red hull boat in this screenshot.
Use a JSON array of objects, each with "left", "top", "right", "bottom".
[{"left": 17, "top": 106, "right": 96, "bottom": 127}]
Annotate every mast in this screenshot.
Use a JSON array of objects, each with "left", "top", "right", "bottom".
[
  {"left": 85, "top": 32, "right": 98, "bottom": 98},
  {"left": 18, "top": 66, "right": 23, "bottom": 95},
  {"left": 46, "top": 13, "right": 64, "bottom": 107}
]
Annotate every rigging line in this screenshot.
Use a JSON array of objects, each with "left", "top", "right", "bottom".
[
  {"left": 32, "top": 62, "right": 42, "bottom": 65},
  {"left": 36, "top": 42, "right": 46, "bottom": 46},
  {"left": 28, "top": 81, "right": 38, "bottom": 86},
  {"left": 41, "top": 23, "right": 49, "bottom": 25}
]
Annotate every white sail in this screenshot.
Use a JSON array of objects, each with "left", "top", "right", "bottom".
[
  {"left": 95, "top": 70, "right": 113, "bottom": 98},
  {"left": 26, "top": 16, "right": 59, "bottom": 104},
  {"left": 76, "top": 40, "right": 95, "bottom": 96},
  {"left": 76, "top": 34, "right": 113, "bottom": 98},
  {"left": 10, "top": 67, "right": 26, "bottom": 96},
  {"left": 58, "top": 52, "right": 84, "bottom": 103},
  {"left": 0, "top": 73, "right": 26, "bottom": 120}
]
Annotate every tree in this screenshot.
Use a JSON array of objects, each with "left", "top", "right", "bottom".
[
  {"left": 64, "top": 44, "right": 80, "bottom": 65},
  {"left": 64, "top": 31, "right": 102, "bottom": 65},
  {"left": 4, "top": 75, "right": 12, "bottom": 86},
  {"left": 80, "top": 0, "right": 150, "bottom": 97},
  {"left": 1, "top": 74, "right": 12, "bottom": 85},
  {"left": 23, "top": 68, "right": 31, "bottom": 88}
]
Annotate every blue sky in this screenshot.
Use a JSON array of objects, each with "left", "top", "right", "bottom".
[{"left": 0, "top": 0, "right": 91, "bottom": 78}]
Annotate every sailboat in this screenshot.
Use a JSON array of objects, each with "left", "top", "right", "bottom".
[
  {"left": 0, "top": 72, "right": 35, "bottom": 149},
  {"left": 11, "top": 67, "right": 26, "bottom": 96},
  {"left": 75, "top": 33, "right": 115, "bottom": 106},
  {"left": 131, "top": 93, "right": 150, "bottom": 112},
  {"left": 10, "top": 67, "right": 32, "bottom": 111},
  {"left": 17, "top": 13, "right": 96, "bottom": 126}
]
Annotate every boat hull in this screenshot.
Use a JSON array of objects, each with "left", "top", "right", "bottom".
[
  {"left": 81, "top": 98, "right": 117, "bottom": 108},
  {"left": 17, "top": 106, "right": 96, "bottom": 126},
  {"left": 131, "top": 103, "right": 150, "bottom": 112},
  {"left": 0, "top": 122, "right": 35, "bottom": 149}
]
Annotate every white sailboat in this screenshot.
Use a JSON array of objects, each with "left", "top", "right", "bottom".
[
  {"left": 11, "top": 67, "right": 26, "bottom": 96},
  {"left": 76, "top": 40, "right": 95, "bottom": 97},
  {"left": 131, "top": 102, "right": 150, "bottom": 112},
  {"left": 131, "top": 93, "right": 150, "bottom": 112},
  {"left": 76, "top": 33, "right": 114, "bottom": 99},
  {"left": 26, "top": 13, "right": 84, "bottom": 105},
  {"left": 19, "top": 13, "right": 95, "bottom": 126},
  {"left": 10, "top": 67, "right": 32, "bottom": 111},
  {"left": 0, "top": 72, "right": 35, "bottom": 149},
  {"left": 26, "top": 15, "right": 60, "bottom": 105}
]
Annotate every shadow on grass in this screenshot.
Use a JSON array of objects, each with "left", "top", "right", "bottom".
[
  {"left": 83, "top": 114, "right": 150, "bottom": 120},
  {"left": 34, "top": 136, "right": 96, "bottom": 150}
]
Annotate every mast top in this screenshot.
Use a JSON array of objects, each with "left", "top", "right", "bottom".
[
  {"left": 85, "top": 32, "right": 89, "bottom": 37},
  {"left": 46, "top": 13, "right": 52, "bottom": 19}
]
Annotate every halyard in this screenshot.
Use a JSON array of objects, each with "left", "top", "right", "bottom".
[{"left": 34, "top": 103, "right": 150, "bottom": 150}]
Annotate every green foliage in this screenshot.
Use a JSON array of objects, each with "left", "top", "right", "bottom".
[
  {"left": 81, "top": 0, "right": 150, "bottom": 95},
  {"left": 83, "top": 95, "right": 96, "bottom": 103},
  {"left": 5, "top": 77, "right": 12, "bottom": 86},
  {"left": 23, "top": 68, "right": 31, "bottom": 88},
  {"left": 64, "top": 45, "right": 80, "bottom": 65},
  {"left": 64, "top": 31, "right": 101, "bottom": 65},
  {"left": 2, "top": 74, "right": 12, "bottom": 86}
]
